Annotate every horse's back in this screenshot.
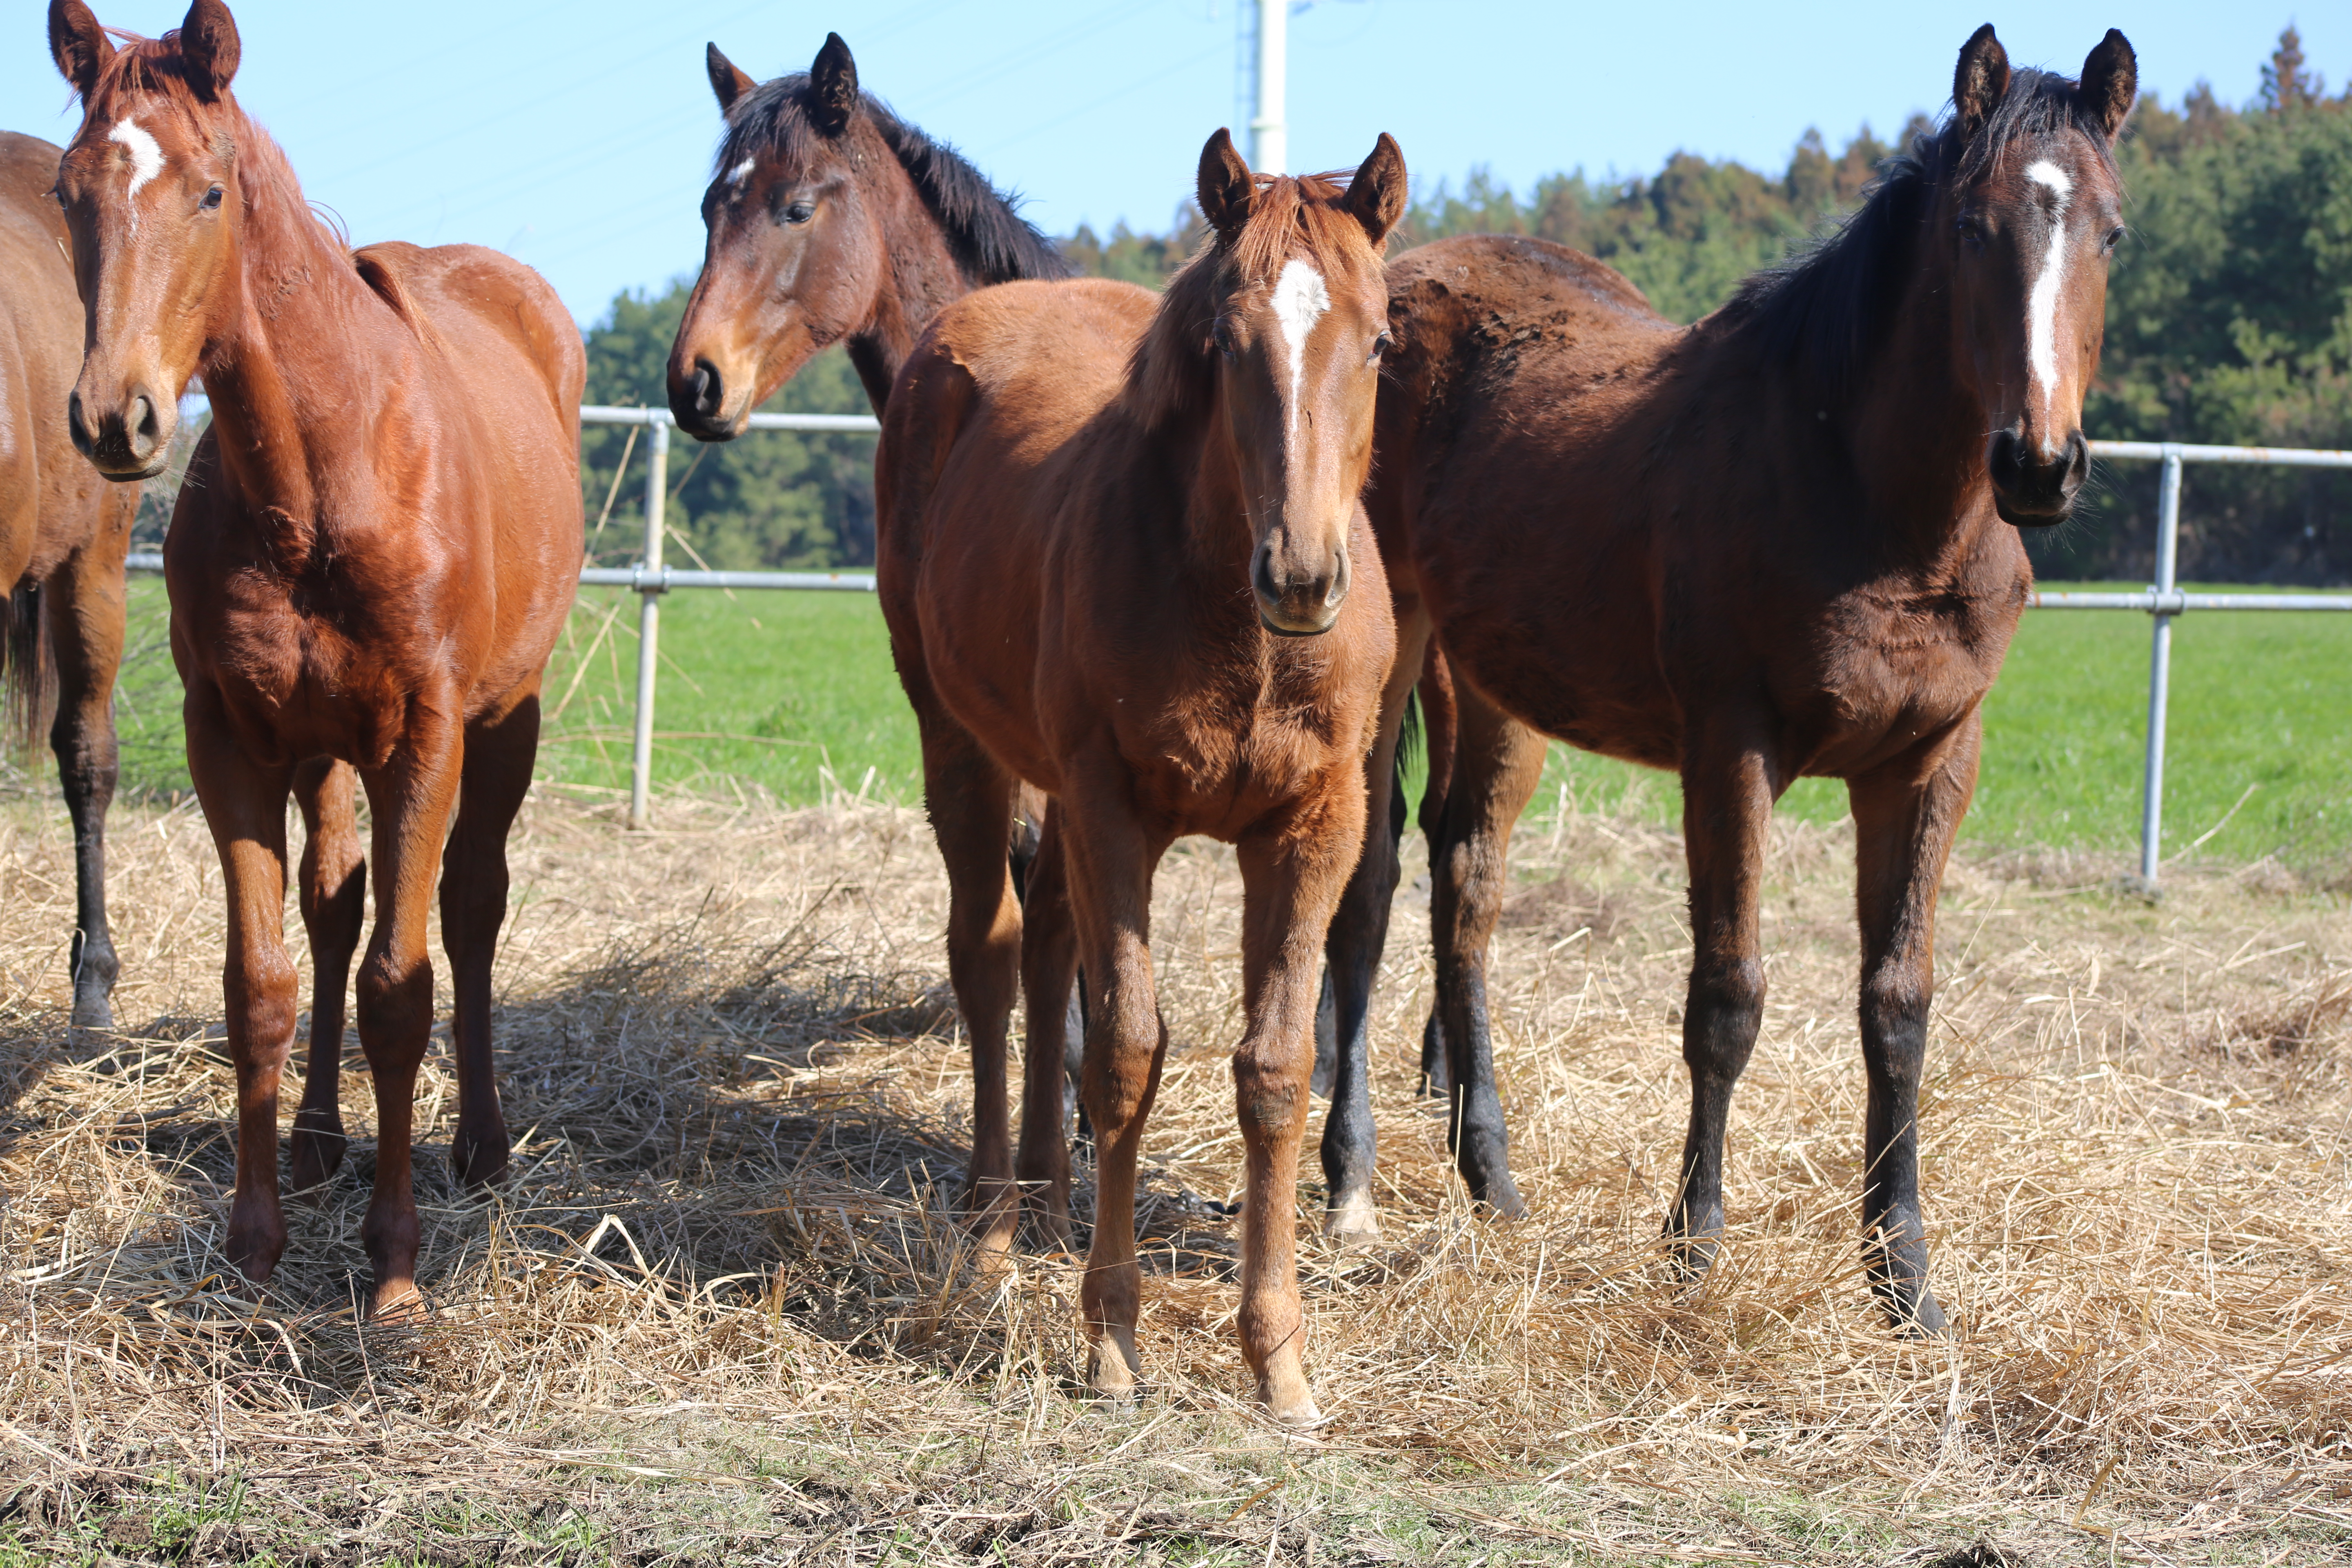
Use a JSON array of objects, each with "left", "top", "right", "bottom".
[{"left": 345, "top": 241, "right": 583, "bottom": 709}]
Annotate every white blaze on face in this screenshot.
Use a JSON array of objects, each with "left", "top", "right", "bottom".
[
  {"left": 728, "top": 157, "right": 756, "bottom": 186},
  {"left": 2023, "top": 158, "right": 2074, "bottom": 454},
  {"left": 1270, "top": 258, "right": 1330, "bottom": 441},
  {"left": 108, "top": 117, "right": 166, "bottom": 234}
]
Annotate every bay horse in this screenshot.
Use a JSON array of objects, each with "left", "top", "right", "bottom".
[
  {"left": 878, "top": 129, "right": 1408, "bottom": 1419},
  {"left": 662, "top": 31, "right": 1092, "bottom": 1108},
  {"left": 1319, "top": 26, "right": 2136, "bottom": 1332},
  {"left": 50, "top": 0, "right": 585, "bottom": 1316},
  {"left": 0, "top": 129, "right": 136, "bottom": 1031}
]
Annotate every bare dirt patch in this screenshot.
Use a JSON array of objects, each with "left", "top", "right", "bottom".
[{"left": 1, "top": 787, "right": 2346, "bottom": 1564}]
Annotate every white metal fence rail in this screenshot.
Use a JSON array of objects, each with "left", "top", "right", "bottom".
[{"left": 125, "top": 413, "right": 2348, "bottom": 884}]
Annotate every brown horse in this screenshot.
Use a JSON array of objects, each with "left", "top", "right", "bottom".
[
  {"left": 879, "top": 130, "right": 1408, "bottom": 1419},
  {"left": 666, "top": 31, "right": 1071, "bottom": 430},
  {"left": 1317, "top": 26, "right": 2136, "bottom": 1332},
  {"left": 0, "top": 129, "right": 135, "bottom": 1031},
  {"left": 50, "top": 0, "right": 585, "bottom": 1316}
]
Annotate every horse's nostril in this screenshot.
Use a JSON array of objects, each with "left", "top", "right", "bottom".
[{"left": 692, "top": 361, "right": 724, "bottom": 417}]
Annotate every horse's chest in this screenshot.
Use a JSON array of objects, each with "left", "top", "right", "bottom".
[
  {"left": 1782, "top": 593, "right": 2016, "bottom": 765},
  {"left": 189, "top": 598, "right": 406, "bottom": 767},
  {"left": 1125, "top": 683, "right": 1349, "bottom": 833}
]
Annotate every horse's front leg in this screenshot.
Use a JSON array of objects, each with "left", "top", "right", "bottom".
[
  {"left": 1316, "top": 612, "right": 1432, "bottom": 1239},
  {"left": 1234, "top": 782, "right": 1366, "bottom": 1425},
  {"left": 1665, "top": 726, "right": 1776, "bottom": 1278},
  {"left": 45, "top": 512, "right": 131, "bottom": 1031},
  {"left": 183, "top": 684, "right": 297, "bottom": 1284},
  {"left": 1846, "top": 713, "right": 1978, "bottom": 1336},
  {"left": 1066, "top": 786, "right": 1169, "bottom": 1403},
  {"left": 354, "top": 713, "right": 464, "bottom": 1318},
  {"left": 1428, "top": 686, "right": 1545, "bottom": 1216}
]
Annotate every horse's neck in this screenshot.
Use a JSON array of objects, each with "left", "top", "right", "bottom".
[
  {"left": 845, "top": 167, "right": 974, "bottom": 412},
  {"left": 1838, "top": 259, "right": 2007, "bottom": 570},
  {"left": 198, "top": 151, "right": 390, "bottom": 518}
]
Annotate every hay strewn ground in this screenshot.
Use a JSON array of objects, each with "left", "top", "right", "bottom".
[{"left": 1, "top": 785, "right": 2347, "bottom": 1565}]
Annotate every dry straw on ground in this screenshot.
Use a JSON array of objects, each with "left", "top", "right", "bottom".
[{"left": 0, "top": 780, "right": 2346, "bottom": 1564}]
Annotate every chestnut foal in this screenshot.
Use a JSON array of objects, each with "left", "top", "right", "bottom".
[
  {"left": 0, "top": 130, "right": 136, "bottom": 1030},
  {"left": 51, "top": 0, "right": 584, "bottom": 1314},
  {"left": 878, "top": 131, "right": 1408, "bottom": 1419},
  {"left": 1324, "top": 27, "right": 2136, "bottom": 1329}
]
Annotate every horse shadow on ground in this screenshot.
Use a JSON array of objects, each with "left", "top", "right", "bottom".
[{"left": 2, "top": 895, "right": 1250, "bottom": 1408}]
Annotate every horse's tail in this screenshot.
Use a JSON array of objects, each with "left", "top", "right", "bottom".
[
  {"left": 1412, "top": 648, "right": 1459, "bottom": 843},
  {"left": 0, "top": 579, "right": 55, "bottom": 759}
]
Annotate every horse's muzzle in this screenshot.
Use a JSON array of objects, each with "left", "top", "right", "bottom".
[
  {"left": 1253, "top": 538, "right": 1350, "bottom": 637},
  {"left": 68, "top": 385, "right": 171, "bottom": 481},
  {"left": 1987, "top": 426, "right": 2087, "bottom": 528},
  {"left": 668, "top": 358, "right": 745, "bottom": 443}
]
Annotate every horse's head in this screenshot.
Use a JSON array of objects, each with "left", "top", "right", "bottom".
[
  {"left": 669, "top": 33, "right": 886, "bottom": 440},
  {"left": 49, "top": 0, "right": 244, "bottom": 480},
  {"left": 1940, "top": 24, "right": 2136, "bottom": 527},
  {"left": 1185, "top": 129, "right": 1405, "bottom": 637}
]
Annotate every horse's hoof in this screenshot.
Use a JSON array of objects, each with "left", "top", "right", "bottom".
[
  {"left": 287, "top": 1118, "right": 347, "bottom": 1194},
  {"left": 1886, "top": 1288, "right": 1953, "bottom": 1339},
  {"left": 1322, "top": 1190, "right": 1379, "bottom": 1243},
  {"left": 69, "top": 991, "right": 115, "bottom": 1033},
  {"left": 1263, "top": 1387, "right": 1324, "bottom": 1428},
  {"left": 1024, "top": 1194, "right": 1072, "bottom": 1253},
  {"left": 225, "top": 1203, "right": 287, "bottom": 1285},
  {"left": 1473, "top": 1176, "right": 1529, "bottom": 1222},
  {"left": 1087, "top": 1328, "right": 1141, "bottom": 1403},
  {"left": 368, "top": 1277, "right": 425, "bottom": 1323},
  {"left": 450, "top": 1129, "right": 510, "bottom": 1194}
]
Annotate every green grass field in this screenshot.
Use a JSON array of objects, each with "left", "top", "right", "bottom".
[{"left": 105, "top": 577, "right": 2351, "bottom": 870}]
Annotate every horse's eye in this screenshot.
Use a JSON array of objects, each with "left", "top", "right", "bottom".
[
  {"left": 1212, "top": 320, "right": 1237, "bottom": 359},
  {"left": 1369, "top": 330, "right": 1394, "bottom": 365},
  {"left": 781, "top": 200, "right": 814, "bottom": 225},
  {"left": 200, "top": 185, "right": 224, "bottom": 211},
  {"left": 1955, "top": 212, "right": 1986, "bottom": 253},
  {"left": 2102, "top": 225, "right": 2125, "bottom": 255}
]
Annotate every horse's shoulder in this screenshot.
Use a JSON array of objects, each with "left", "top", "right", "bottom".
[{"left": 351, "top": 241, "right": 584, "bottom": 409}]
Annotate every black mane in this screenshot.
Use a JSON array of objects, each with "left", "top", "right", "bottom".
[
  {"left": 717, "top": 76, "right": 1071, "bottom": 286},
  {"left": 1723, "top": 67, "right": 2118, "bottom": 404}
]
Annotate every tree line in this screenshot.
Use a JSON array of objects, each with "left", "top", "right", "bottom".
[{"left": 573, "top": 26, "right": 2350, "bottom": 585}]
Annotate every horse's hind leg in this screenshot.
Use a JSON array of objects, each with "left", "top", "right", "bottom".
[
  {"left": 45, "top": 508, "right": 131, "bottom": 1030},
  {"left": 919, "top": 715, "right": 1022, "bottom": 1255},
  {"left": 1665, "top": 727, "right": 1775, "bottom": 1279},
  {"left": 441, "top": 693, "right": 541, "bottom": 1193},
  {"left": 1317, "top": 614, "right": 1432, "bottom": 1239},
  {"left": 1014, "top": 802, "right": 1076, "bottom": 1245},
  {"left": 1846, "top": 715, "right": 1976, "bottom": 1336},
  {"left": 288, "top": 758, "right": 364, "bottom": 1192},
  {"left": 1428, "top": 686, "right": 1544, "bottom": 1218}
]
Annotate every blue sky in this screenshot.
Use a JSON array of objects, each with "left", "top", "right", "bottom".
[{"left": 5, "top": 2, "right": 2334, "bottom": 326}]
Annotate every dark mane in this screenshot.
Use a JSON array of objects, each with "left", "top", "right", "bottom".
[
  {"left": 717, "top": 76, "right": 1069, "bottom": 286},
  {"left": 1126, "top": 171, "right": 1362, "bottom": 429},
  {"left": 1723, "top": 67, "right": 2120, "bottom": 404}
]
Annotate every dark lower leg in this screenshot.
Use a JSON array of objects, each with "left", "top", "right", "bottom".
[
  {"left": 1668, "top": 962, "right": 1762, "bottom": 1273},
  {"left": 46, "top": 540, "right": 128, "bottom": 1030},
  {"left": 441, "top": 701, "right": 541, "bottom": 1192},
  {"left": 290, "top": 759, "right": 364, "bottom": 1192},
  {"left": 1015, "top": 808, "right": 1076, "bottom": 1244}
]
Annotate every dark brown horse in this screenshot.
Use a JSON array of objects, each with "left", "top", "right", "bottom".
[
  {"left": 879, "top": 131, "right": 1408, "bottom": 1419},
  {"left": 0, "top": 129, "right": 135, "bottom": 1031},
  {"left": 1318, "top": 26, "right": 2136, "bottom": 1332},
  {"left": 666, "top": 31, "right": 1070, "bottom": 430},
  {"left": 50, "top": 0, "right": 584, "bottom": 1316}
]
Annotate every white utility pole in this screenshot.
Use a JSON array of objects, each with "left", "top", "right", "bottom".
[{"left": 1250, "top": 0, "right": 1286, "bottom": 174}]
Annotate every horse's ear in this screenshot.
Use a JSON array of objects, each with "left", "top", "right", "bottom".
[
  {"left": 47, "top": 0, "right": 114, "bottom": 100},
  {"left": 2079, "top": 29, "right": 2136, "bottom": 140},
  {"left": 706, "top": 43, "right": 756, "bottom": 115},
  {"left": 1952, "top": 23, "right": 2009, "bottom": 137},
  {"left": 808, "top": 31, "right": 858, "bottom": 135},
  {"left": 1198, "top": 128, "right": 1254, "bottom": 244},
  {"left": 1346, "top": 132, "right": 1407, "bottom": 247},
  {"left": 177, "top": 0, "right": 240, "bottom": 101}
]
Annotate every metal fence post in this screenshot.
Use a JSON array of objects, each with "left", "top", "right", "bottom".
[
  {"left": 2136, "top": 443, "right": 2185, "bottom": 889},
  {"left": 628, "top": 416, "right": 670, "bottom": 830}
]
